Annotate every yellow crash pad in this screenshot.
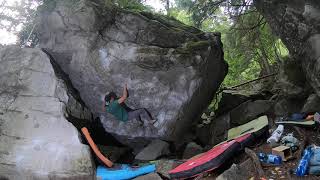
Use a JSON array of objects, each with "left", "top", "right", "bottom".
[{"left": 227, "top": 115, "right": 268, "bottom": 140}]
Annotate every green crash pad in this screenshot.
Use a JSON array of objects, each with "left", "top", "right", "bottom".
[
  {"left": 227, "top": 115, "right": 269, "bottom": 140},
  {"left": 275, "top": 120, "right": 315, "bottom": 126}
]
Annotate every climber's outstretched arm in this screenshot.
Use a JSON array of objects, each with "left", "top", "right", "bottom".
[{"left": 118, "top": 84, "right": 128, "bottom": 104}]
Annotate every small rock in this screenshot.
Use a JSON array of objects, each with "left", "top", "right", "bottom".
[
  {"left": 182, "top": 142, "right": 203, "bottom": 159},
  {"left": 216, "top": 164, "right": 250, "bottom": 180},
  {"left": 135, "top": 140, "right": 170, "bottom": 161},
  {"left": 153, "top": 159, "right": 179, "bottom": 178},
  {"left": 133, "top": 173, "right": 162, "bottom": 180}
]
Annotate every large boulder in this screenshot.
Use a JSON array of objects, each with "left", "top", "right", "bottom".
[
  {"left": 37, "top": 0, "right": 228, "bottom": 143},
  {"left": 254, "top": 0, "right": 320, "bottom": 97},
  {"left": 214, "top": 90, "right": 251, "bottom": 117},
  {"left": 273, "top": 57, "right": 310, "bottom": 98},
  {"left": 0, "top": 46, "right": 94, "bottom": 179},
  {"left": 274, "top": 98, "right": 303, "bottom": 116},
  {"left": 229, "top": 100, "right": 273, "bottom": 127}
]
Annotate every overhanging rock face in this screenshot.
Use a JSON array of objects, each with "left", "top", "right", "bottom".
[
  {"left": 0, "top": 46, "right": 94, "bottom": 179},
  {"left": 37, "top": 0, "right": 228, "bottom": 142}
]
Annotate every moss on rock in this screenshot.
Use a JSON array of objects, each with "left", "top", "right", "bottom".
[
  {"left": 175, "top": 40, "right": 210, "bottom": 55},
  {"left": 186, "top": 41, "right": 210, "bottom": 51},
  {"left": 137, "top": 47, "right": 169, "bottom": 55},
  {"left": 137, "top": 11, "right": 202, "bottom": 35}
]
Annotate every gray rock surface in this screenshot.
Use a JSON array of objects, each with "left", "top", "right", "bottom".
[
  {"left": 214, "top": 90, "right": 251, "bottom": 116},
  {"left": 216, "top": 160, "right": 253, "bottom": 180},
  {"left": 0, "top": 46, "right": 94, "bottom": 179},
  {"left": 133, "top": 173, "right": 163, "bottom": 180},
  {"left": 273, "top": 58, "right": 309, "bottom": 98},
  {"left": 182, "top": 142, "right": 203, "bottom": 159},
  {"left": 301, "top": 94, "right": 320, "bottom": 113},
  {"left": 135, "top": 139, "right": 170, "bottom": 161},
  {"left": 254, "top": 0, "right": 320, "bottom": 97},
  {"left": 37, "top": 0, "right": 228, "bottom": 143},
  {"left": 197, "top": 113, "right": 230, "bottom": 146},
  {"left": 229, "top": 100, "right": 273, "bottom": 127},
  {"left": 274, "top": 98, "right": 304, "bottom": 116},
  {"left": 153, "top": 159, "right": 179, "bottom": 178}
]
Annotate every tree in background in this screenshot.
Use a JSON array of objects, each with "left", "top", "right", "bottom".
[
  {"left": 173, "top": 0, "right": 288, "bottom": 87},
  {"left": 0, "top": 0, "right": 40, "bottom": 47},
  {"left": 1, "top": 0, "right": 289, "bottom": 87}
]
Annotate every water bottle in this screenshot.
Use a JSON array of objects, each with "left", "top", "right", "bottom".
[
  {"left": 267, "top": 125, "right": 284, "bottom": 144},
  {"left": 258, "top": 153, "right": 282, "bottom": 165},
  {"left": 296, "top": 146, "right": 313, "bottom": 176}
]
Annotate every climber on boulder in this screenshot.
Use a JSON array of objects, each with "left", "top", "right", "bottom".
[{"left": 103, "top": 84, "right": 157, "bottom": 125}]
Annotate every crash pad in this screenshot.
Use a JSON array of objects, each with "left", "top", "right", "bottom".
[
  {"left": 96, "top": 164, "right": 156, "bottom": 180},
  {"left": 275, "top": 120, "right": 315, "bottom": 126},
  {"left": 169, "top": 134, "right": 251, "bottom": 179},
  {"left": 169, "top": 117, "right": 269, "bottom": 179},
  {"left": 227, "top": 115, "right": 269, "bottom": 140},
  {"left": 81, "top": 127, "right": 113, "bottom": 167}
]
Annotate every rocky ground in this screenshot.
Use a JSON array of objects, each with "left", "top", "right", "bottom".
[
  {"left": 205, "top": 122, "right": 320, "bottom": 180},
  {"left": 119, "top": 73, "right": 320, "bottom": 179}
]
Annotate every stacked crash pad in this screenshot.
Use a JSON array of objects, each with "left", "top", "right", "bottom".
[
  {"left": 169, "top": 116, "right": 269, "bottom": 179},
  {"left": 228, "top": 115, "right": 269, "bottom": 140}
]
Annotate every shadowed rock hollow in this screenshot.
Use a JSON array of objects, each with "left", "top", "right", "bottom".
[{"left": 37, "top": 0, "right": 228, "bottom": 143}]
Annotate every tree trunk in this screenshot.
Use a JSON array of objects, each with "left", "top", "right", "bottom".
[
  {"left": 258, "top": 35, "right": 272, "bottom": 75},
  {"left": 260, "top": 47, "right": 271, "bottom": 75},
  {"left": 165, "top": 0, "right": 170, "bottom": 15}
]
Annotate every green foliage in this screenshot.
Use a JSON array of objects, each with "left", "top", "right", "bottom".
[
  {"left": 112, "top": 0, "right": 153, "bottom": 12},
  {"left": 185, "top": 40, "right": 210, "bottom": 51},
  {"left": 173, "top": 0, "right": 289, "bottom": 88},
  {"left": 175, "top": 40, "right": 210, "bottom": 55},
  {"left": 169, "top": 8, "right": 193, "bottom": 26}
]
